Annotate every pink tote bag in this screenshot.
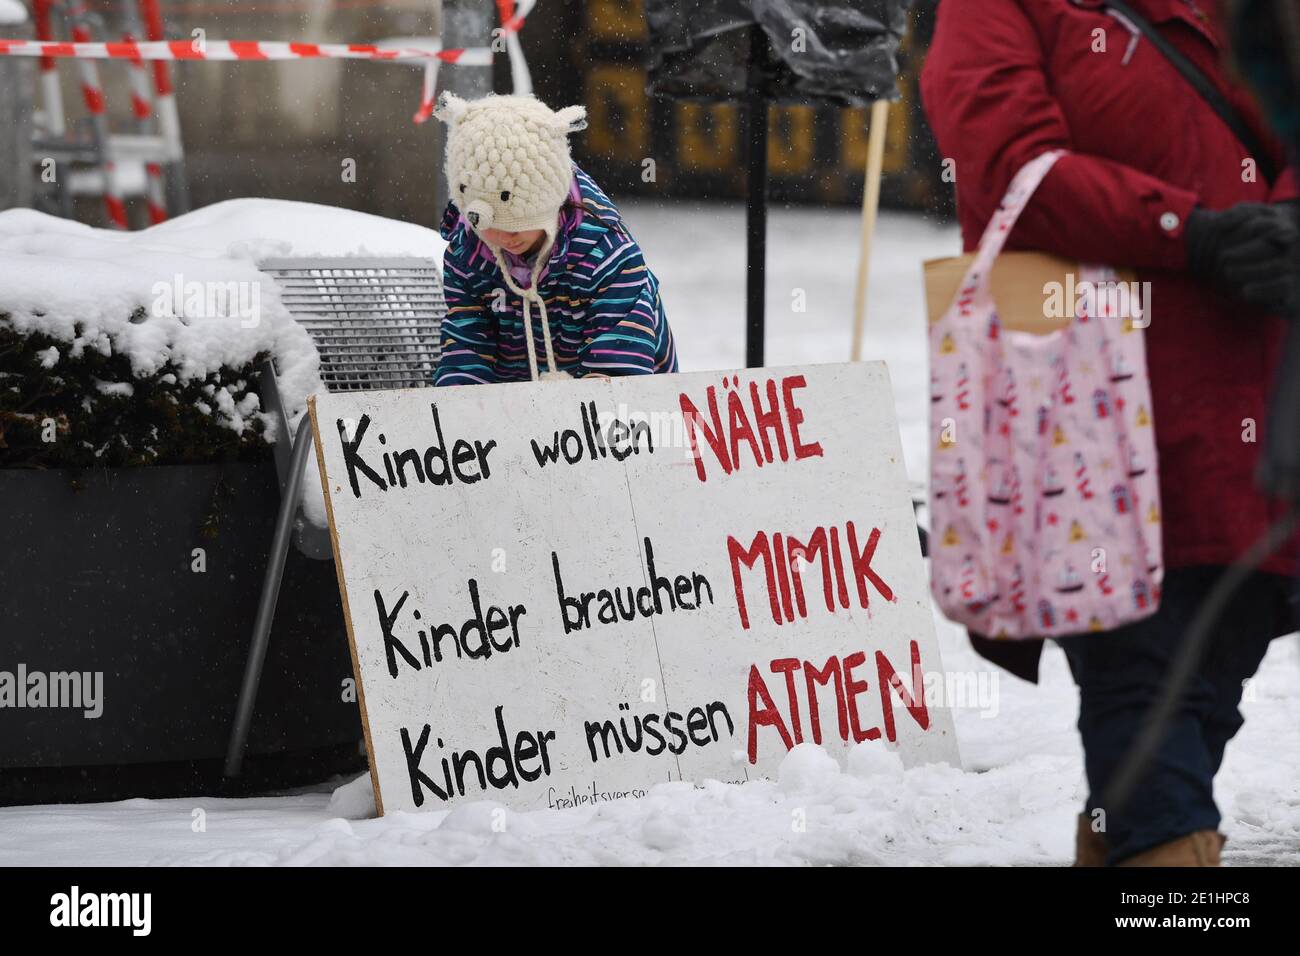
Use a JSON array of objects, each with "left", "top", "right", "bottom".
[{"left": 929, "top": 150, "right": 1164, "bottom": 639}]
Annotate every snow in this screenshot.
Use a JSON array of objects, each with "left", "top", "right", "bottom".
[
  {"left": 0, "top": 199, "right": 445, "bottom": 432},
  {"left": 141, "top": 198, "right": 446, "bottom": 263},
  {"left": 0, "top": 199, "right": 446, "bottom": 517},
  {"left": 0, "top": 0, "right": 27, "bottom": 25},
  {"left": 3, "top": 201, "right": 1297, "bottom": 866},
  {"left": 0, "top": 207, "right": 311, "bottom": 437},
  {"left": 3, "top": 626, "right": 1295, "bottom": 866}
]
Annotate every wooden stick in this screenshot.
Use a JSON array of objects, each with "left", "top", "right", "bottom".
[{"left": 851, "top": 99, "right": 890, "bottom": 362}]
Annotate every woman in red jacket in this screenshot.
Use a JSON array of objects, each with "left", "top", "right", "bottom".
[{"left": 921, "top": 0, "right": 1298, "bottom": 866}]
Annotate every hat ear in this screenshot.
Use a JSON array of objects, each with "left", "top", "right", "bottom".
[
  {"left": 553, "top": 105, "right": 588, "bottom": 135},
  {"left": 434, "top": 91, "right": 469, "bottom": 125}
]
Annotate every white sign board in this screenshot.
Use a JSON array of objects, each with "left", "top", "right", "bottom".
[{"left": 310, "top": 362, "right": 960, "bottom": 814}]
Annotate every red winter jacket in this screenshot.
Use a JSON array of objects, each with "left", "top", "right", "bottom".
[{"left": 921, "top": 0, "right": 1297, "bottom": 580}]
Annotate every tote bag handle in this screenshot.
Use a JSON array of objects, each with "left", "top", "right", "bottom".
[{"left": 956, "top": 151, "right": 1066, "bottom": 300}]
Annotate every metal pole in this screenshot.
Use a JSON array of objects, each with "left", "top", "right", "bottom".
[
  {"left": 66, "top": 1, "right": 128, "bottom": 228},
  {"left": 33, "top": 0, "right": 65, "bottom": 139},
  {"left": 435, "top": 0, "right": 495, "bottom": 213},
  {"left": 224, "top": 422, "right": 316, "bottom": 777},
  {"left": 138, "top": 0, "right": 189, "bottom": 214},
  {"left": 0, "top": 10, "right": 34, "bottom": 211},
  {"left": 744, "top": 24, "right": 769, "bottom": 370},
  {"left": 121, "top": 0, "right": 168, "bottom": 224}
]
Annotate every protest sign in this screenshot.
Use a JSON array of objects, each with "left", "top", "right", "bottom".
[{"left": 310, "top": 362, "right": 960, "bottom": 814}]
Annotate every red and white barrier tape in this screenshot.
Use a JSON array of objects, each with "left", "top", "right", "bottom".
[
  {"left": 121, "top": 31, "right": 169, "bottom": 224},
  {"left": 138, "top": 0, "right": 184, "bottom": 166},
  {"left": 10, "top": 0, "right": 530, "bottom": 228},
  {"left": 498, "top": 0, "right": 535, "bottom": 95},
  {"left": 64, "top": 4, "right": 130, "bottom": 229},
  {"left": 0, "top": 39, "right": 496, "bottom": 63},
  {"left": 0, "top": 36, "right": 507, "bottom": 124}
]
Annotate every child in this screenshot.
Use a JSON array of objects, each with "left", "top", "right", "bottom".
[{"left": 432, "top": 93, "right": 677, "bottom": 385}]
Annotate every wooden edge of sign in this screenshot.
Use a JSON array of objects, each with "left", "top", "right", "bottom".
[{"left": 307, "top": 394, "right": 386, "bottom": 818}]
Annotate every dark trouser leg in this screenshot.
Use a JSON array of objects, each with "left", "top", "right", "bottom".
[
  {"left": 1197, "top": 580, "right": 1288, "bottom": 774},
  {"left": 1058, "top": 567, "right": 1285, "bottom": 865}
]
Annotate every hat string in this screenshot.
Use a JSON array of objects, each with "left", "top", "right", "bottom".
[{"left": 492, "top": 240, "right": 560, "bottom": 381}]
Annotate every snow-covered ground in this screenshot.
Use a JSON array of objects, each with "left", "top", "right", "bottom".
[{"left": 2, "top": 200, "right": 1297, "bottom": 866}]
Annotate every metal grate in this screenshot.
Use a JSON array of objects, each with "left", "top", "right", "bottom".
[{"left": 260, "top": 257, "right": 445, "bottom": 392}]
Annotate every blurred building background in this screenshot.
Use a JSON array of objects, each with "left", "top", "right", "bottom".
[{"left": 5, "top": 0, "right": 950, "bottom": 230}]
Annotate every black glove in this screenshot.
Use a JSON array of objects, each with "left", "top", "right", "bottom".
[{"left": 1185, "top": 202, "right": 1300, "bottom": 316}]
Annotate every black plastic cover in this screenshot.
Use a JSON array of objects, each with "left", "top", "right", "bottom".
[{"left": 644, "top": 0, "right": 913, "bottom": 106}]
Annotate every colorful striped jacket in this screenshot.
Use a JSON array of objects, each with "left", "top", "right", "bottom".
[{"left": 433, "top": 165, "right": 678, "bottom": 385}]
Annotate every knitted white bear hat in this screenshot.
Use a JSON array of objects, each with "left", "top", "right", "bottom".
[{"left": 435, "top": 92, "right": 588, "bottom": 240}]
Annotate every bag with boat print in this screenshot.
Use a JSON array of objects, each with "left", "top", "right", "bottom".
[{"left": 927, "top": 150, "right": 1164, "bottom": 640}]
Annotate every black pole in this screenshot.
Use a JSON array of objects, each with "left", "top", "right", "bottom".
[
  {"left": 745, "top": 25, "right": 769, "bottom": 369},
  {"left": 224, "top": 422, "right": 317, "bottom": 778},
  {"left": 437, "top": 1, "right": 495, "bottom": 213},
  {"left": 1257, "top": 0, "right": 1300, "bottom": 501}
]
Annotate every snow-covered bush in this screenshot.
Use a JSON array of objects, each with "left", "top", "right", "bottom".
[
  {"left": 0, "top": 199, "right": 448, "bottom": 470},
  {"left": 0, "top": 206, "right": 327, "bottom": 469},
  {"left": 0, "top": 315, "right": 273, "bottom": 468}
]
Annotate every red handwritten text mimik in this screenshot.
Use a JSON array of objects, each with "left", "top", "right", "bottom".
[{"left": 726, "top": 521, "right": 895, "bottom": 629}]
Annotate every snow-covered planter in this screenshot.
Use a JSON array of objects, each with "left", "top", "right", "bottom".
[
  {"left": 0, "top": 201, "right": 443, "bottom": 797},
  {"left": 0, "top": 461, "right": 364, "bottom": 801},
  {"left": 0, "top": 321, "right": 278, "bottom": 469},
  {"left": 0, "top": 199, "right": 446, "bottom": 469},
  {"left": 0, "top": 207, "right": 322, "bottom": 467}
]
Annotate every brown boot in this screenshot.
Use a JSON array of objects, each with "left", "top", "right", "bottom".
[
  {"left": 1073, "top": 813, "right": 1108, "bottom": 867},
  {"left": 1117, "top": 830, "right": 1225, "bottom": 867}
]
